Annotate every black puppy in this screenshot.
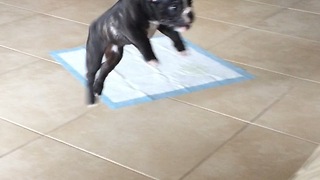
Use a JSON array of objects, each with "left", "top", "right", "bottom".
[{"left": 86, "top": 0, "right": 194, "bottom": 105}]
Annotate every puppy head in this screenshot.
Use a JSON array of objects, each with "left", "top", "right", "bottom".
[{"left": 149, "top": 0, "right": 195, "bottom": 32}]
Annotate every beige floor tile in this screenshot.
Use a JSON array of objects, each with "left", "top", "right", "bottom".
[
  {"left": 255, "top": 82, "right": 320, "bottom": 143},
  {"left": 253, "top": 9, "right": 320, "bottom": 41},
  {"left": 0, "top": 14, "right": 88, "bottom": 60},
  {"left": 0, "top": 0, "right": 318, "bottom": 179},
  {"left": 308, "top": 69, "right": 320, "bottom": 82},
  {"left": 210, "top": 29, "right": 320, "bottom": 79},
  {"left": 0, "top": 4, "right": 36, "bottom": 25},
  {"left": 184, "top": 126, "right": 317, "bottom": 180},
  {"left": 49, "top": 99, "right": 246, "bottom": 179},
  {"left": 0, "top": 47, "right": 38, "bottom": 75},
  {"left": 176, "top": 65, "right": 296, "bottom": 121},
  {"left": 182, "top": 17, "right": 245, "bottom": 49},
  {"left": 47, "top": 0, "right": 116, "bottom": 25},
  {"left": 0, "top": 60, "right": 88, "bottom": 133},
  {"left": 245, "top": 0, "right": 301, "bottom": 7},
  {"left": 195, "top": 0, "right": 282, "bottom": 26},
  {"left": 0, "top": 0, "right": 79, "bottom": 12},
  {"left": 292, "top": 0, "right": 320, "bottom": 14},
  {"left": 0, "top": 119, "right": 39, "bottom": 156},
  {"left": 0, "top": 137, "right": 152, "bottom": 180},
  {"left": 293, "top": 145, "right": 320, "bottom": 180}
]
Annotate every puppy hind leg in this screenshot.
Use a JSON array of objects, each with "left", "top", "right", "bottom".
[
  {"left": 86, "top": 46, "right": 105, "bottom": 105},
  {"left": 93, "top": 45, "right": 124, "bottom": 96}
]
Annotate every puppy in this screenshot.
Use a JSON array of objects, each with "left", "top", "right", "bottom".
[{"left": 86, "top": 0, "right": 194, "bottom": 105}]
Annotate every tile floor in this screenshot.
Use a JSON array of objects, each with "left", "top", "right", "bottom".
[{"left": 0, "top": 0, "right": 319, "bottom": 179}]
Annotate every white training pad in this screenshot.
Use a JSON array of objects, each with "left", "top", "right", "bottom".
[{"left": 51, "top": 36, "right": 253, "bottom": 108}]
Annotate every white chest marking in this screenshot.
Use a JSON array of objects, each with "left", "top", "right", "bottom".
[
  {"left": 111, "top": 45, "right": 118, "bottom": 52},
  {"left": 110, "top": 25, "right": 118, "bottom": 36}
]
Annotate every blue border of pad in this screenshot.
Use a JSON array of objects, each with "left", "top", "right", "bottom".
[{"left": 50, "top": 37, "right": 254, "bottom": 109}]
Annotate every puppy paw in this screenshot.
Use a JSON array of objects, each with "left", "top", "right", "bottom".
[
  {"left": 179, "top": 50, "right": 189, "bottom": 56},
  {"left": 147, "top": 59, "right": 159, "bottom": 67},
  {"left": 87, "top": 103, "right": 99, "bottom": 108},
  {"left": 174, "top": 26, "right": 188, "bottom": 32},
  {"left": 93, "top": 82, "right": 104, "bottom": 96},
  {"left": 87, "top": 93, "right": 100, "bottom": 107}
]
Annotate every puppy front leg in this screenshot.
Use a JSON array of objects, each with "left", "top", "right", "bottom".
[
  {"left": 158, "top": 25, "right": 186, "bottom": 53},
  {"left": 129, "top": 32, "right": 159, "bottom": 66}
]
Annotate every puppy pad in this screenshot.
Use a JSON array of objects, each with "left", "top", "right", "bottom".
[{"left": 50, "top": 36, "right": 253, "bottom": 109}]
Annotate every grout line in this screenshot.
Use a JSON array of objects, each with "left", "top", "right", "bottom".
[
  {"left": 172, "top": 97, "right": 320, "bottom": 179},
  {"left": 1, "top": 1, "right": 319, "bottom": 178},
  {"left": 39, "top": 13, "right": 89, "bottom": 26},
  {"left": 170, "top": 98, "right": 320, "bottom": 145},
  {"left": 288, "top": 8, "right": 320, "bottom": 16},
  {"left": 2, "top": 0, "right": 320, "bottom": 142},
  {"left": 0, "top": 135, "right": 43, "bottom": 159},
  {"left": 3, "top": 32, "right": 320, "bottom": 87},
  {"left": 42, "top": 105, "right": 99, "bottom": 136},
  {"left": 0, "top": 136, "right": 43, "bottom": 159},
  {"left": 2, "top": 23, "right": 319, "bottom": 87},
  {"left": 47, "top": 135, "right": 159, "bottom": 180},
  {"left": 251, "top": 124, "right": 320, "bottom": 145},
  {"left": 41, "top": 14, "right": 89, "bottom": 26},
  {"left": 2, "top": 1, "right": 320, "bottom": 45},
  {"left": 2, "top": 0, "right": 320, "bottom": 86},
  {"left": 250, "top": 86, "right": 293, "bottom": 123},
  {"left": 244, "top": 0, "right": 320, "bottom": 15},
  {"left": 0, "top": 118, "right": 44, "bottom": 159},
  {"left": 0, "top": 116, "right": 46, "bottom": 136},
  {"left": 178, "top": 89, "right": 298, "bottom": 179},
  {"left": 179, "top": 123, "right": 250, "bottom": 179},
  {"left": 224, "top": 58, "right": 320, "bottom": 85},
  {"left": 197, "top": 15, "right": 320, "bottom": 45},
  {"left": 0, "top": 116, "right": 158, "bottom": 180},
  {"left": 0, "top": 2, "right": 89, "bottom": 26},
  {"left": 0, "top": 45, "right": 60, "bottom": 65},
  {"left": 243, "top": 0, "right": 284, "bottom": 8}
]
